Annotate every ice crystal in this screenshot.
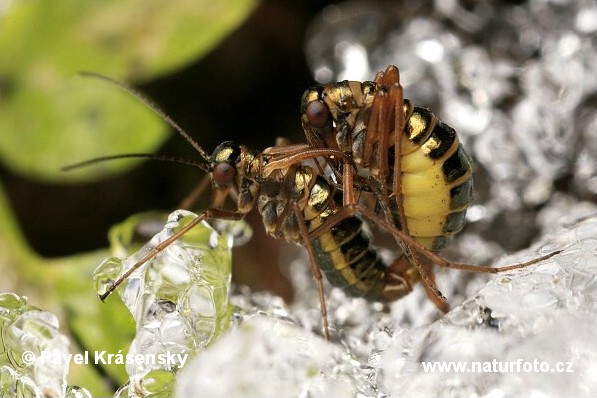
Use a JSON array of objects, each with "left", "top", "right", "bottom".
[
  {"left": 94, "top": 211, "right": 233, "bottom": 398},
  {"left": 0, "top": 293, "right": 92, "bottom": 398}
]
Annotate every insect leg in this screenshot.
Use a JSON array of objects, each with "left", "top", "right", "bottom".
[
  {"left": 292, "top": 202, "right": 332, "bottom": 340},
  {"left": 264, "top": 148, "right": 356, "bottom": 175},
  {"left": 99, "top": 208, "right": 245, "bottom": 301},
  {"left": 341, "top": 161, "right": 358, "bottom": 207},
  {"left": 374, "top": 64, "right": 401, "bottom": 87},
  {"left": 361, "top": 89, "right": 388, "bottom": 172},
  {"left": 384, "top": 73, "right": 449, "bottom": 309},
  {"left": 372, "top": 67, "right": 449, "bottom": 310},
  {"left": 304, "top": 205, "right": 444, "bottom": 304},
  {"left": 420, "top": 258, "right": 450, "bottom": 312},
  {"left": 343, "top": 198, "right": 561, "bottom": 274},
  {"left": 309, "top": 203, "right": 560, "bottom": 304},
  {"left": 429, "top": 251, "right": 562, "bottom": 274}
]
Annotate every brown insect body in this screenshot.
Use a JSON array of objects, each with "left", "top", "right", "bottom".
[
  {"left": 301, "top": 66, "right": 473, "bottom": 251},
  {"left": 299, "top": 66, "right": 477, "bottom": 308},
  {"left": 207, "top": 139, "right": 416, "bottom": 303},
  {"left": 72, "top": 68, "right": 560, "bottom": 340}
]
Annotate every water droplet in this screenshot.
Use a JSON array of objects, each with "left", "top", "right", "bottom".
[{"left": 0, "top": 293, "right": 27, "bottom": 314}]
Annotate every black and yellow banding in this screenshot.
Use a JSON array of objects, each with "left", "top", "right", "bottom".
[
  {"left": 301, "top": 83, "right": 473, "bottom": 252},
  {"left": 299, "top": 72, "right": 474, "bottom": 300},
  {"left": 73, "top": 68, "right": 493, "bottom": 338},
  {"left": 298, "top": 171, "right": 390, "bottom": 301},
  {"left": 400, "top": 100, "right": 473, "bottom": 250},
  {"left": 240, "top": 155, "right": 393, "bottom": 301}
]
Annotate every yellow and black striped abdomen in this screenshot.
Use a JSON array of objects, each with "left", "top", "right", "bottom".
[
  {"left": 400, "top": 100, "right": 473, "bottom": 250},
  {"left": 300, "top": 172, "right": 389, "bottom": 301}
]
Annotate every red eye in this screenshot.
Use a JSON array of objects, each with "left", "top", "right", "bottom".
[
  {"left": 213, "top": 163, "right": 236, "bottom": 185},
  {"left": 305, "top": 100, "right": 330, "bottom": 128}
]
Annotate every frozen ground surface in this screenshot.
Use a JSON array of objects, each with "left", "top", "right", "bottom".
[
  {"left": 4, "top": 210, "right": 596, "bottom": 398},
  {"left": 175, "top": 212, "right": 597, "bottom": 398}
]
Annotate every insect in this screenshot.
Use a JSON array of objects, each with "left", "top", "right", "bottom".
[{"left": 66, "top": 67, "right": 560, "bottom": 340}]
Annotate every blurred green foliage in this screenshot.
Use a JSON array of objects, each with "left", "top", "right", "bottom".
[
  {"left": 0, "top": 0, "right": 258, "bottom": 182},
  {"left": 0, "top": 0, "right": 258, "bottom": 396}
]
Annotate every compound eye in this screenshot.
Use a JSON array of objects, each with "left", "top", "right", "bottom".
[
  {"left": 305, "top": 100, "right": 330, "bottom": 128},
  {"left": 213, "top": 162, "right": 236, "bottom": 185}
]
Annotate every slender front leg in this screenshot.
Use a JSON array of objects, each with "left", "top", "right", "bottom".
[
  {"left": 100, "top": 208, "right": 245, "bottom": 301},
  {"left": 292, "top": 202, "right": 331, "bottom": 340}
]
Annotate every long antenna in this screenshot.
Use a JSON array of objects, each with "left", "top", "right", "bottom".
[
  {"left": 62, "top": 153, "right": 210, "bottom": 173},
  {"left": 79, "top": 71, "right": 211, "bottom": 162}
]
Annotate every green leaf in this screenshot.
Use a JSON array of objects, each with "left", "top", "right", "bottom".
[
  {"left": 0, "top": 74, "right": 169, "bottom": 182},
  {"left": 0, "top": 0, "right": 259, "bottom": 183},
  {"left": 0, "top": 180, "right": 126, "bottom": 396}
]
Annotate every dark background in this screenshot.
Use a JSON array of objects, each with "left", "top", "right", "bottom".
[{"left": 0, "top": 1, "right": 342, "bottom": 299}]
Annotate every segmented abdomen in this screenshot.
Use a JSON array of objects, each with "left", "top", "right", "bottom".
[
  {"left": 255, "top": 164, "right": 391, "bottom": 300},
  {"left": 301, "top": 101, "right": 474, "bottom": 300},
  {"left": 301, "top": 171, "right": 389, "bottom": 301},
  {"left": 398, "top": 100, "right": 473, "bottom": 250},
  {"left": 307, "top": 81, "right": 474, "bottom": 252}
]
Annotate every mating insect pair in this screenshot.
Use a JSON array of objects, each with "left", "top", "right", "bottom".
[{"left": 67, "top": 66, "right": 559, "bottom": 340}]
